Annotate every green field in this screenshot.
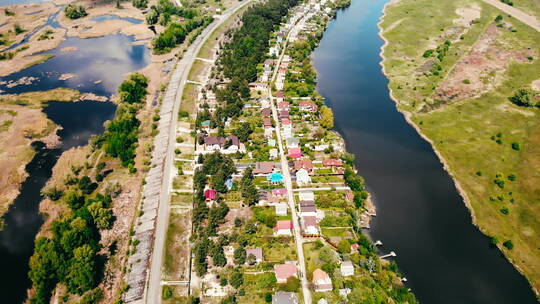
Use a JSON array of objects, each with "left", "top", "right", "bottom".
[{"left": 381, "top": 0, "right": 540, "bottom": 294}]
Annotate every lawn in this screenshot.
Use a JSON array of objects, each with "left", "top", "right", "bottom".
[{"left": 382, "top": 0, "right": 540, "bottom": 291}]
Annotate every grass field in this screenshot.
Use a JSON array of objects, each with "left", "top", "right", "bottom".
[{"left": 381, "top": 0, "right": 540, "bottom": 294}]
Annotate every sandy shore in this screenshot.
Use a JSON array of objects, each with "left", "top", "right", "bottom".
[{"left": 377, "top": 0, "right": 539, "bottom": 297}]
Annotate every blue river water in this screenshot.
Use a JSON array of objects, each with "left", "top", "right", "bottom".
[{"left": 312, "top": 0, "right": 538, "bottom": 303}]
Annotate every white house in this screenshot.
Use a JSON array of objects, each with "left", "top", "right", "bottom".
[
  {"left": 270, "top": 148, "right": 278, "bottom": 159},
  {"left": 301, "top": 216, "right": 319, "bottom": 235},
  {"left": 299, "top": 205, "right": 317, "bottom": 217},
  {"left": 275, "top": 203, "right": 288, "bottom": 216},
  {"left": 286, "top": 137, "right": 300, "bottom": 148},
  {"left": 296, "top": 169, "right": 311, "bottom": 186},
  {"left": 340, "top": 260, "right": 354, "bottom": 277},
  {"left": 298, "top": 191, "right": 314, "bottom": 202}
]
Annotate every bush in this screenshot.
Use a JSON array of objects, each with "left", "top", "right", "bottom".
[
  {"left": 509, "top": 89, "right": 537, "bottom": 107},
  {"left": 162, "top": 285, "right": 173, "bottom": 299},
  {"left": 64, "top": 4, "right": 87, "bottom": 19},
  {"left": 502, "top": 240, "right": 514, "bottom": 250},
  {"left": 132, "top": 0, "right": 148, "bottom": 9}
]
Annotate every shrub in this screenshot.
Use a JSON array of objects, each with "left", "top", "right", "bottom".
[
  {"left": 64, "top": 4, "right": 87, "bottom": 19},
  {"left": 503, "top": 240, "right": 514, "bottom": 250}
]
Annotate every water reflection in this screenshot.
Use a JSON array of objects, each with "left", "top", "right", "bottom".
[{"left": 1, "top": 34, "right": 150, "bottom": 96}]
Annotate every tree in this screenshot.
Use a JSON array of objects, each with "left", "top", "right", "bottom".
[
  {"left": 280, "top": 277, "right": 300, "bottom": 292},
  {"left": 87, "top": 201, "right": 113, "bottom": 230},
  {"left": 146, "top": 8, "right": 159, "bottom": 24},
  {"left": 319, "top": 247, "right": 335, "bottom": 264},
  {"left": 212, "top": 246, "right": 227, "bottom": 267},
  {"left": 246, "top": 253, "right": 256, "bottom": 265},
  {"left": 65, "top": 245, "right": 96, "bottom": 294},
  {"left": 43, "top": 187, "right": 63, "bottom": 201},
  {"left": 509, "top": 89, "right": 537, "bottom": 107},
  {"left": 320, "top": 105, "right": 334, "bottom": 129},
  {"left": 230, "top": 271, "right": 244, "bottom": 288},
  {"left": 233, "top": 247, "right": 246, "bottom": 265},
  {"left": 337, "top": 240, "right": 351, "bottom": 254},
  {"left": 132, "top": 0, "right": 148, "bottom": 9},
  {"left": 64, "top": 4, "right": 87, "bottom": 19},
  {"left": 503, "top": 240, "right": 514, "bottom": 250}
]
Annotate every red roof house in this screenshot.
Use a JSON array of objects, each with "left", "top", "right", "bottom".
[
  {"left": 274, "top": 220, "right": 293, "bottom": 236},
  {"left": 274, "top": 264, "right": 297, "bottom": 283},
  {"left": 323, "top": 159, "right": 343, "bottom": 167},
  {"left": 294, "top": 159, "right": 314, "bottom": 173},
  {"left": 204, "top": 189, "right": 217, "bottom": 201},
  {"left": 288, "top": 148, "right": 302, "bottom": 159}
]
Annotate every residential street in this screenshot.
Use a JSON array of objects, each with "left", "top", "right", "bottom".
[{"left": 144, "top": 1, "right": 256, "bottom": 303}]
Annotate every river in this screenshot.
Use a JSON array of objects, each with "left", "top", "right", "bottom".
[
  {"left": 0, "top": 11, "right": 150, "bottom": 303},
  {"left": 312, "top": 0, "right": 538, "bottom": 303}
]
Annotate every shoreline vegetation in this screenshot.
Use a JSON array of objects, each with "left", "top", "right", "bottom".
[{"left": 379, "top": 0, "right": 540, "bottom": 297}]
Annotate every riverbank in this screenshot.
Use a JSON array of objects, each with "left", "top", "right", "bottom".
[
  {"left": 0, "top": 88, "right": 80, "bottom": 218},
  {"left": 379, "top": 0, "right": 540, "bottom": 297}
]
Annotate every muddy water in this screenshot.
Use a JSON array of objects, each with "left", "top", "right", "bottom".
[
  {"left": 312, "top": 0, "right": 538, "bottom": 303},
  {"left": 0, "top": 12, "right": 150, "bottom": 303}
]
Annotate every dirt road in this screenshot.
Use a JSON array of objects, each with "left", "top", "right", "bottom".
[{"left": 481, "top": 0, "right": 540, "bottom": 31}]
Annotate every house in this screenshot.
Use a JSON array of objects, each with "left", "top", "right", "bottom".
[
  {"left": 278, "top": 101, "right": 290, "bottom": 111},
  {"left": 298, "top": 191, "right": 314, "bottom": 201},
  {"left": 299, "top": 205, "right": 317, "bottom": 217},
  {"left": 275, "top": 91, "right": 285, "bottom": 102},
  {"left": 270, "top": 148, "right": 278, "bottom": 159},
  {"left": 203, "top": 135, "right": 241, "bottom": 152},
  {"left": 201, "top": 120, "right": 211, "bottom": 131},
  {"left": 351, "top": 243, "right": 359, "bottom": 252},
  {"left": 275, "top": 203, "right": 288, "bottom": 216},
  {"left": 299, "top": 200, "right": 315, "bottom": 208},
  {"left": 204, "top": 189, "right": 217, "bottom": 201},
  {"left": 317, "top": 299, "right": 329, "bottom": 304},
  {"left": 282, "top": 55, "right": 291, "bottom": 63},
  {"left": 260, "top": 97, "right": 271, "bottom": 108},
  {"left": 299, "top": 101, "right": 318, "bottom": 112},
  {"left": 254, "top": 162, "right": 278, "bottom": 175},
  {"left": 265, "top": 127, "right": 274, "bottom": 138},
  {"left": 312, "top": 269, "right": 332, "bottom": 292},
  {"left": 269, "top": 45, "right": 280, "bottom": 57},
  {"left": 293, "top": 159, "right": 313, "bottom": 173},
  {"left": 274, "top": 220, "right": 293, "bottom": 236},
  {"left": 288, "top": 148, "right": 302, "bottom": 159},
  {"left": 281, "top": 127, "right": 292, "bottom": 139},
  {"left": 272, "top": 291, "right": 298, "bottom": 304},
  {"left": 272, "top": 188, "right": 287, "bottom": 197},
  {"left": 268, "top": 139, "right": 276, "bottom": 147},
  {"left": 279, "top": 110, "right": 290, "bottom": 120},
  {"left": 261, "top": 108, "right": 273, "bottom": 117},
  {"left": 246, "top": 248, "right": 263, "bottom": 263},
  {"left": 281, "top": 119, "right": 292, "bottom": 129},
  {"left": 286, "top": 137, "right": 299, "bottom": 148},
  {"left": 258, "top": 190, "right": 270, "bottom": 205},
  {"left": 274, "top": 264, "right": 297, "bottom": 283},
  {"left": 263, "top": 117, "right": 273, "bottom": 129},
  {"left": 249, "top": 82, "right": 268, "bottom": 91},
  {"left": 296, "top": 169, "right": 311, "bottom": 186},
  {"left": 322, "top": 159, "right": 343, "bottom": 168},
  {"left": 301, "top": 216, "right": 319, "bottom": 235},
  {"left": 340, "top": 260, "right": 354, "bottom": 277},
  {"left": 264, "top": 58, "right": 274, "bottom": 67},
  {"left": 268, "top": 172, "right": 283, "bottom": 184}
]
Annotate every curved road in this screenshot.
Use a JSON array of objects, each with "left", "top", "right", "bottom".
[{"left": 145, "top": 1, "right": 257, "bottom": 303}]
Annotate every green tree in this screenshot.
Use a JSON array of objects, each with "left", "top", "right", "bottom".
[
  {"left": 503, "top": 240, "right": 514, "bottom": 250},
  {"left": 337, "top": 240, "right": 351, "bottom": 254},
  {"left": 320, "top": 105, "right": 334, "bottom": 129},
  {"left": 64, "top": 4, "right": 87, "bottom": 19},
  {"left": 230, "top": 271, "right": 244, "bottom": 288},
  {"left": 65, "top": 245, "right": 96, "bottom": 294},
  {"left": 87, "top": 201, "right": 113, "bottom": 230},
  {"left": 509, "top": 89, "right": 537, "bottom": 107},
  {"left": 233, "top": 247, "right": 246, "bottom": 265},
  {"left": 280, "top": 276, "right": 300, "bottom": 292}
]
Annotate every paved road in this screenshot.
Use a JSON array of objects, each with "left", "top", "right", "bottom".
[
  {"left": 481, "top": 0, "right": 540, "bottom": 31},
  {"left": 267, "top": 9, "right": 313, "bottom": 304},
  {"left": 145, "top": 1, "right": 256, "bottom": 303}
]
